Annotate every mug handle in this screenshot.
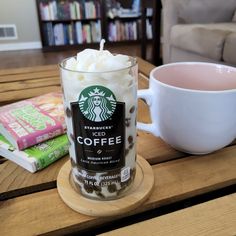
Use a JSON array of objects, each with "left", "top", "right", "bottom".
[{"left": 137, "top": 89, "right": 160, "bottom": 136}]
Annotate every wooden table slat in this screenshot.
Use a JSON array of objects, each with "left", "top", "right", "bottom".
[
  {"left": 1, "top": 145, "right": 236, "bottom": 235},
  {"left": 137, "top": 132, "right": 184, "bottom": 164},
  {"left": 0, "top": 86, "right": 61, "bottom": 105},
  {"left": 0, "top": 64, "right": 58, "bottom": 76},
  {"left": 0, "top": 70, "right": 59, "bottom": 83},
  {"left": 100, "top": 193, "right": 236, "bottom": 236},
  {"left": 0, "top": 157, "right": 68, "bottom": 201},
  {"left": 0, "top": 77, "right": 60, "bottom": 93}
]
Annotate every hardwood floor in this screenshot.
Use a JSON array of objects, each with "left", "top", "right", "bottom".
[{"left": 0, "top": 44, "right": 149, "bottom": 69}]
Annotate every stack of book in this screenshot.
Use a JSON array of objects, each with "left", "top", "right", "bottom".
[
  {"left": 43, "top": 20, "right": 101, "bottom": 46},
  {"left": 39, "top": 0, "right": 101, "bottom": 20},
  {"left": 0, "top": 92, "right": 69, "bottom": 173},
  {"left": 108, "top": 20, "right": 139, "bottom": 42}
]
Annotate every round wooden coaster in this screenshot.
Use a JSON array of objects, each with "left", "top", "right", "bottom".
[{"left": 57, "top": 155, "right": 154, "bottom": 217}]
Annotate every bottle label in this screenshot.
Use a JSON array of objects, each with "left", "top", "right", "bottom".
[{"left": 71, "top": 85, "right": 125, "bottom": 172}]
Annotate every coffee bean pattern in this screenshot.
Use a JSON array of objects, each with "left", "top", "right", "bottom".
[
  {"left": 72, "top": 166, "right": 136, "bottom": 200},
  {"left": 130, "top": 106, "right": 135, "bottom": 113},
  {"left": 65, "top": 107, "right": 72, "bottom": 118},
  {"left": 84, "top": 184, "right": 94, "bottom": 194},
  {"left": 95, "top": 191, "right": 105, "bottom": 199},
  {"left": 128, "top": 135, "right": 133, "bottom": 144},
  {"left": 108, "top": 184, "right": 117, "bottom": 193},
  {"left": 93, "top": 185, "right": 102, "bottom": 192},
  {"left": 125, "top": 118, "right": 131, "bottom": 127}
]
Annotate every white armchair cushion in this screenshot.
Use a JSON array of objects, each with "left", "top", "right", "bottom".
[
  {"left": 223, "top": 33, "right": 236, "bottom": 64},
  {"left": 177, "top": 0, "right": 236, "bottom": 24},
  {"left": 170, "top": 23, "right": 236, "bottom": 60}
]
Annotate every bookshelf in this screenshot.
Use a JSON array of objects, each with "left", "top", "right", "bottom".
[
  {"left": 36, "top": 0, "right": 103, "bottom": 50},
  {"left": 36, "top": 0, "right": 156, "bottom": 51},
  {"left": 104, "top": 0, "right": 153, "bottom": 43}
]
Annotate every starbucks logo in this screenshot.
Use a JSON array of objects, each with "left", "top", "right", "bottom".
[{"left": 78, "top": 86, "right": 116, "bottom": 122}]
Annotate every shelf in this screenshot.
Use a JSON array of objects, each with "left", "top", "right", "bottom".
[
  {"left": 42, "top": 40, "right": 146, "bottom": 52},
  {"left": 41, "top": 42, "right": 100, "bottom": 52},
  {"left": 106, "top": 39, "right": 152, "bottom": 44},
  {"left": 107, "top": 16, "right": 140, "bottom": 21},
  {"left": 42, "top": 18, "right": 101, "bottom": 23},
  {"left": 107, "top": 40, "right": 143, "bottom": 46},
  {"left": 107, "top": 15, "right": 152, "bottom": 22}
]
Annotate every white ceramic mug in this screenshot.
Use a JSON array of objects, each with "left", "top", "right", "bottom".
[{"left": 137, "top": 62, "right": 236, "bottom": 154}]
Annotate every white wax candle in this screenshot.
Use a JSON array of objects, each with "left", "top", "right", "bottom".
[{"left": 65, "top": 39, "right": 131, "bottom": 72}]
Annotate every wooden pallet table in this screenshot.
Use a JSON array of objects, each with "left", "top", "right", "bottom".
[{"left": 0, "top": 58, "right": 235, "bottom": 235}]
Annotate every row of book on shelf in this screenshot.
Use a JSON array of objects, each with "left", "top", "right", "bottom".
[
  {"left": 43, "top": 20, "right": 101, "bottom": 46},
  {"left": 0, "top": 93, "right": 69, "bottom": 173},
  {"left": 39, "top": 0, "right": 101, "bottom": 20},
  {"left": 108, "top": 19, "right": 153, "bottom": 42}
]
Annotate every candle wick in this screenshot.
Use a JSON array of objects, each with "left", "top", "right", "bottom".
[{"left": 99, "top": 39, "right": 106, "bottom": 52}]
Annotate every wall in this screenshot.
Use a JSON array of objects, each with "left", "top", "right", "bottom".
[{"left": 0, "top": 0, "right": 41, "bottom": 50}]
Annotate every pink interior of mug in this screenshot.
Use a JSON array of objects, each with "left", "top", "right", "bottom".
[{"left": 153, "top": 63, "right": 236, "bottom": 91}]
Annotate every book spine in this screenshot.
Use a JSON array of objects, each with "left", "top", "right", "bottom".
[
  {"left": 69, "top": 2, "right": 75, "bottom": 19},
  {"left": 75, "top": 2, "right": 81, "bottom": 19},
  {"left": 34, "top": 136, "right": 69, "bottom": 170},
  {"left": 17, "top": 124, "right": 65, "bottom": 150},
  {"left": 86, "top": 24, "right": 91, "bottom": 43},
  {"left": 39, "top": 2, "right": 45, "bottom": 20},
  {"left": 59, "top": 23, "right": 64, "bottom": 45},
  {"left": 63, "top": 24, "right": 69, "bottom": 44},
  {"left": 57, "top": 2, "right": 63, "bottom": 19},
  {"left": 43, "top": 24, "right": 49, "bottom": 45},
  {"left": 43, "top": 3, "right": 50, "bottom": 20},
  {"left": 49, "top": 22, "right": 55, "bottom": 45},
  {"left": 107, "top": 19, "right": 140, "bottom": 42},
  {"left": 49, "top": 1, "right": 55, "bottom": 20},
  {"left": 81, "top": 0, "right": 86, "bottom": 19},
  {"left": 76, "top": 21, "right": 83, "bottom": 44},
  {"left": 95, "top": 1, "right": 101, "bottom": 18},
  {"left": 96, "top": 20, "right": 101, "bottom": 42},
  {"left": 68, "top": 24, "right": 74, "bottom": 45}
]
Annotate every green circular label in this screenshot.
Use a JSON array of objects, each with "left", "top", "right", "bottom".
[{"left": 78, "top": 85, "right": 116, "bottom": 122}]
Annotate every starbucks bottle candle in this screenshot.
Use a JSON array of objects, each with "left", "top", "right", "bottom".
[{"left": 60, "top": 40, "right": 138, "bottom": 200}]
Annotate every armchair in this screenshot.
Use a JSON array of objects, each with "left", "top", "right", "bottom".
[{"left": 162, "top": 0, "right": 236, "bottom": 66}]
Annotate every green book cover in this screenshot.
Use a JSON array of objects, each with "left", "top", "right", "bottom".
[{"left": 0, "top": 134, "right": 69, "bottom": 173}]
